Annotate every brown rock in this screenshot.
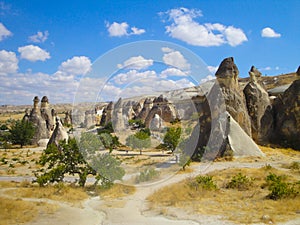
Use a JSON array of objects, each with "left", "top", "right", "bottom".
[
  {"left": 215, "top": 57, "right": 252, "bottom": 136},
  {"left": 244, "top": 66, "right": 271, "bottom": 142}
]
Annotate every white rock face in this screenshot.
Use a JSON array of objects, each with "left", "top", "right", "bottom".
[{"left": 150, "top": 114, "right": 164, "bottom": 131}]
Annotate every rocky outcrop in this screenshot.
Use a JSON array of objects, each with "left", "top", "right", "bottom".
[
  {"left": 135, "top": 98, "right": 153, "bottom": 122},
  {"left": 47, "top": 117, "right": 69, "bottom": 147},
  {"left": 149, "top": 114, "right": 164, "bottom": 131},
  {"left": 243, "top": 66, "right": 271, "bottom": 142},
  {"left": 84, "top": 110, "right": 95, "bottom": 129},
  {"left": 144, "top": 95, "right": 178, "bottom": 127},
  {"left": 100, "top": 101, "right": 113, "bottom": 126},
  {"left": 215, "top": 57, "right": 252, "bottom": 136},
  {"left": 112, "top": 98, "right": 125, "bottom": 131},
  {"left": 297, "top": 66, "right": 300, "bottom": 76},
  {"left": 266, "top": 79, "right": 300, "bottom": 149},
  {"left": 63, "top": 111, "right": 72, "bottom": 126},
  {"left": 29, "top": 96, "right": 51, "bottom": 144},
  {"left": 40, "top": 96, "right": 55, "bottom": 132}
]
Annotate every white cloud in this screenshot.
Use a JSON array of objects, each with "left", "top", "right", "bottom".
[
  {"left": 117, "top": 56, "right": 153, "bottom": 70},
  {"left": 207, "top": 66, "right": 218, "bottom": 74},
  {"left": 131, "top": 27, "right": 145, "bottom": 35},
  {"left": 0, "top": 50, "right": 18, "bottom": 75},
  {"left": 163, "top": 8, "right": 247, "bottom": 47},
  {"left": 58, "top": 56, "right": 92, "bottom": 75},
  {"left": 260, "top": 66, "right": 272, "bottom": 71},
  {"left": 160, "top": 67, "right": 187, "bottom": 78},
  {"left": 224, "top": 26, "right": 248, "bottom": 46},
  {"left": 200, "top": 75, "right": 215, "bottom": 83},
  {"left": 162, "top": 48, "right": 190, "bottom": 70},
  {"left": 261, "top": 27, "right": 281, "bottom": 38},
  {"left": 0, "top": 22, "right": 12, "bottom": 41},
  {"left": 28, "top": 31, "right": 49, "bottom": 43},
  {"left": 106, "top": 21, "right": 145, "bottom": 37},
  {"left": 112, "top": 69, "right": 157, "bottom": 85},
  {"left": 18, "top": 45, "right": 50, "bottom": 62}
]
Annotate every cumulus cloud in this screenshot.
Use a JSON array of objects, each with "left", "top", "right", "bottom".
[
  {"left": 0, "top": 50, "right": 18, "bottom": 75},
  {"left": 261, "top": 27, "right": 281, "bottom": 38},
  {"left": 162, "top": 48, "right": 190, "bottom": 70},
  {"left": 117, "top": 56, "right": 153, "bottom": 70},
  {"left": 160, "top": 67, "right": 187, "bottom": 78},
  {"left": 58, "top": 56, "right": 92, "bottom": 75},
  {"left": 200, "top": 75, "right": 215, "bottom": 83},
  {"left": 28, "top": 31, "right": 49, "bottom": 43},
  {"left": 207, "top": 65, "right": 218, "bottom": 74},
  {"left": 0, "top": 22, "right": 12, "bottom": 41},
  {"left": 163, "top": 7, "right": 247, "bottom": 47},
  {"left": 18, "top": 45, "right": 50, "bottom": 62},
  {"left": 112, "top": 69, "right": 157, "bottom": 85},
  {"left": 106, "top": 21, "right": 145, "bottom": 37}
]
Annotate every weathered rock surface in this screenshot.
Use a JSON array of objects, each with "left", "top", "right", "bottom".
[
  {"left": 266, "top": 79, "right": 300, "bottom": 149},
  {"left": 135, "top": 98, "right": 153, "bottom": 122},
  {"left": 243, "top": 66, "right": 271, "bottom": 142},
  {"left": 144, "top": 95, "right": 177, "bottom": 127},
  {"left": 112, "top": 98, "right": 125, "bottom": 131},
  {"left": 47, "top": 117, "right": 69, "bottom": 147},
  {"left": 215, "top": 57, "right": 252, "bottom": 136},
  {"left": 100, "top": 101, "right": 113, "bottom": 126},
  {"left": 149, "top": 114, "right": 164, "bottom": 131}
]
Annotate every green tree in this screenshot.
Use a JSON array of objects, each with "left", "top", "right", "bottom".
[
  {"left": 35, "top": 138, "right": 97, "bottom": 187},
  {"left": 9, "top": 120, "right": 35, "bottom": 148},
  {"left": 126, "top": 129, "right": 151, "bottom": 152},
  {"left": 99, "top": 133, "right": 120, "bottom": 152},
  {"left": 163, "top": 127, "right": 182, "bottom": 152},
  {"left": 35, "top": 137, "right": 125, "bottom": 187}
]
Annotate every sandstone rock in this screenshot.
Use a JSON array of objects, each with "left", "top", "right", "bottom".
[
  {"left": 37, "top": 139, "right": 49, "bottom": 147},
  {"left": 149, "top": 114, "right": 164, "bottom": 131},
  {"left": 135, "top": 98, "right": 153, "bottom": 122},
  {"left": 144, "top": 95, "right": 177, "bottom": 127},
  {"left": 215, "top": 57, "right": 252, "bottom": 136},
  {"left": 244, "top": 66, "right": 271, "bottom": 142},
  {"left": 297, "top": 66, "right": 300, "bottom": 76},
  {"left": 100, "top": 101, "right": 113, "bottom": 126},
  {"left": 112, "top": 98, "right": 125, "bottom": 131},
  {"left": 269, "top": 79, "right": 300, "bottom": 149},
  {"left": 84, "top": 110, "right": 95, "bottom": 129},
  {"left": 63, "top": 111, "right": 72, "bottom": 126},
  {"left": 47, "top": 117, "right": 69, "bottom": 147},
  {"left": 40, "top": 96, "right": 55, "bottom": 132}
]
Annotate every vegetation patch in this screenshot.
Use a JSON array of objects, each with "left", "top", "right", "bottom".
[
  {"left": 147, "top": 167, "right": 300, "bottom": 224},
  {"left": 0, "top": 196, "right": 57, "bottom": 225}
]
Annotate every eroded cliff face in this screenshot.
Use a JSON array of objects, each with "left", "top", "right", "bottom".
[
  {"left": 243, "top": 66, "right": 271, "bottom": 143},
  {"left": 215, "top": 57, "right": 252, "bottom": 136},
  {"left": 262, "top": 78, "right": 300, "bottom": 149}
]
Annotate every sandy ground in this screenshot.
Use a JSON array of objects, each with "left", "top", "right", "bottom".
[{"left": 1, "top": 146, "right": 300, "bottom": 225}]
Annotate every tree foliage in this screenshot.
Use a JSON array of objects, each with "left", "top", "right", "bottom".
[
  {"left": 163, "top": 127, "right": 181, "bottom": 152},
  {"left": 9, "top": 120, "right": 35, "bottom": 147},
  {"left": 34, "top": 137, "right": 125, "bottom": 187},
  {"left": 126, "top": 129, "right": 151, "bottom": 150}
]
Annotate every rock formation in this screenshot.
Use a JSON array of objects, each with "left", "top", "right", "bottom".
[
  {"left": 112, "top": 98, "right": 125, "bottom": 131},
  {"left": 47, "top": 117, "right": 69, "bottom": 147},
  {"left": 265, "top": 79, "right": 300, "bottom": 149},
  {"left": 135, "top": 98, "right": 153, "bottom": 122},
  {"left": 29, "top": 96, "right": 50, "bottom": 144},
  {"left": 215, "top": 57, "right": 252, "bottom": 136},
  {"left": 84, "top": 110, "right": 95, "bottom": 129},
  {"left": 40, "top": 96, "right": 55, "bottom": 132},
  {"left": 63, "top": 111, "right": 72, "bottom": 126},
  {"left": 100, "top": 101, "right": 113, "bottom": 126},
  {"left": 243, "top": 66, "right": 271, "bottom": 142},
  {"left": 149, "top": 114, "right": 164, "bottom": 131},
  {"left": 144, "top": 95, "right": 178, "bottom": 127}
]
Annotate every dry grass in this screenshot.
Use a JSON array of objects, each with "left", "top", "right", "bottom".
[
  {"left": 0, "top": 196, "right": 57, "bottom": 225},
  {"left": 4, "top": 183, "right": 88, "bottom": 204},
  {"left": 0, "top": 148, "right": 42, "bottom": 176},
  {"left": 97, "top": 183, "right": 136, "bottom": 199},
  {"left": 0, "top": 112, "right": 24, "bottom": 123},
  {"left": 147, "top": 167, "right": 300, "bottom": 224}
]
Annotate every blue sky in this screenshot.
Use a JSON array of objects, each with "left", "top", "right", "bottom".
[{"left": 0, "top": 0, "right": 299, "bottom": 105}]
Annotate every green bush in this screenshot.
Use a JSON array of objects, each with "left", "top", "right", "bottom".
[
  {"left": 189, "top": 175, "right": 217, "bottom": 191},
  {"left": 226, "top": 173, "right": 253, "bottom": 191},
  {"left": 135, "top": 168, "right": 160, "bottom": 183},
  {"left": 265, "top": 173, "right": 299, "bottom": 200}
]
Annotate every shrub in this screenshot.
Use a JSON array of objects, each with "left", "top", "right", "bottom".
[
  {"left": 135, "top": 168, "right": 160, "bottom": 183},
  {"left": 226, "top": 173, "right": 253, "bottom": 191},
  {"left": 265, "top": 173, "right": 299, "bottom": 200},
  {"left": 188, "top": 175, "right": 217, "bottom": 191}
]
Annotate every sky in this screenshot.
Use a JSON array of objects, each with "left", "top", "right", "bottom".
[{"left": 0, "top": 0, "right": 299, "bottom": 105}]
